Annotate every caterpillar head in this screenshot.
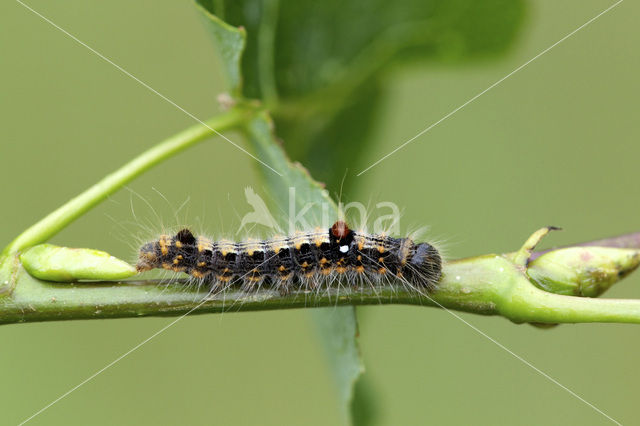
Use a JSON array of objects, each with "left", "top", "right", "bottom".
[
  {"left": 406, "top": 242, "right": 442, "bottom": 287},
  {"left": 136, "top": 229, "right": 196, "bottom": 272},
  {"left": 135, "top": 238, "right": 165, "bottom": 272}
]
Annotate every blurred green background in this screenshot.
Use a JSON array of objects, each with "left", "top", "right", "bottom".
[{"left": 1, "top": 0, "right": 639, "bottom": 425}]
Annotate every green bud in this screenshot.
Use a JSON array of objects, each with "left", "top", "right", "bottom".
[
  {"left": 20, "top": 244, "right": 136, "bottom": 282},
  {"left": 527, "top": 247, "right": 640, "bottom": 297}
]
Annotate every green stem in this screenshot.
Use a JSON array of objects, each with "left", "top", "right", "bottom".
[
  {"left": 1, "top": 108, "right": 248, "bottom": 257},
  {"left": 503, "top": 285, "right": 640, "bottom": 324},
  {"left": 441, "top": 257, "right": 640, "bottom": 324},
  {"left": 3, "top": 254, "right": 640, "bottom": 325}
]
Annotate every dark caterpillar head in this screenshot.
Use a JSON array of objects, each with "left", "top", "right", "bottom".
[
  {"left": 136, "top": 240, "right": 162, "bottom": 272},
  {"left": 136, "top": 229, "right": 196, "bottom": 272},
  {"left": 405, "top": 242, "right": 442, "bottom": 287}
]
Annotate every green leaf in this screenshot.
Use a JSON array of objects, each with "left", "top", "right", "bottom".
[
  {"left": 242, "top": 111, "right": 336, "bottom": 210},
  {"left": 311, "top": 307, "right": 365, "bottom": 425},
  {"left": 197, "top": 0, "right": 279, "bottom": 102},
  {"left": 195, "top": 1, "right": 247, "bottom": 95},
  {"left": 196, "top": 0, "right": 526, "bottom": 191},
  {"left": 350, "top": 375, "right": 378, "bottom": 426}
]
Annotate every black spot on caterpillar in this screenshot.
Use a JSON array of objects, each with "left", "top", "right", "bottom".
[{"left": 136, "top": 221, "right": 442, "bottom": 293}]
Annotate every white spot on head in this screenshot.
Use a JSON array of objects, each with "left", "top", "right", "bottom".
[
  {"left": 455, "top": 276, "right": 461, "bottom": 280},
  {"left": 499, "top": 267, "right": 504, "bottom": 272},
  {"left": 339, "top": 245, "right": 349, "bottom": 253}
]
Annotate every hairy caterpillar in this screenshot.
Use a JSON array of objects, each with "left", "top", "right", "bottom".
[{"left": 136, "top": 221, "right": 442, "bottom": 293}]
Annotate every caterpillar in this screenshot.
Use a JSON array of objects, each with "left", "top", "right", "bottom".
[{"left": 136, "top": 221, "right": 442, "bottom": 293}]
